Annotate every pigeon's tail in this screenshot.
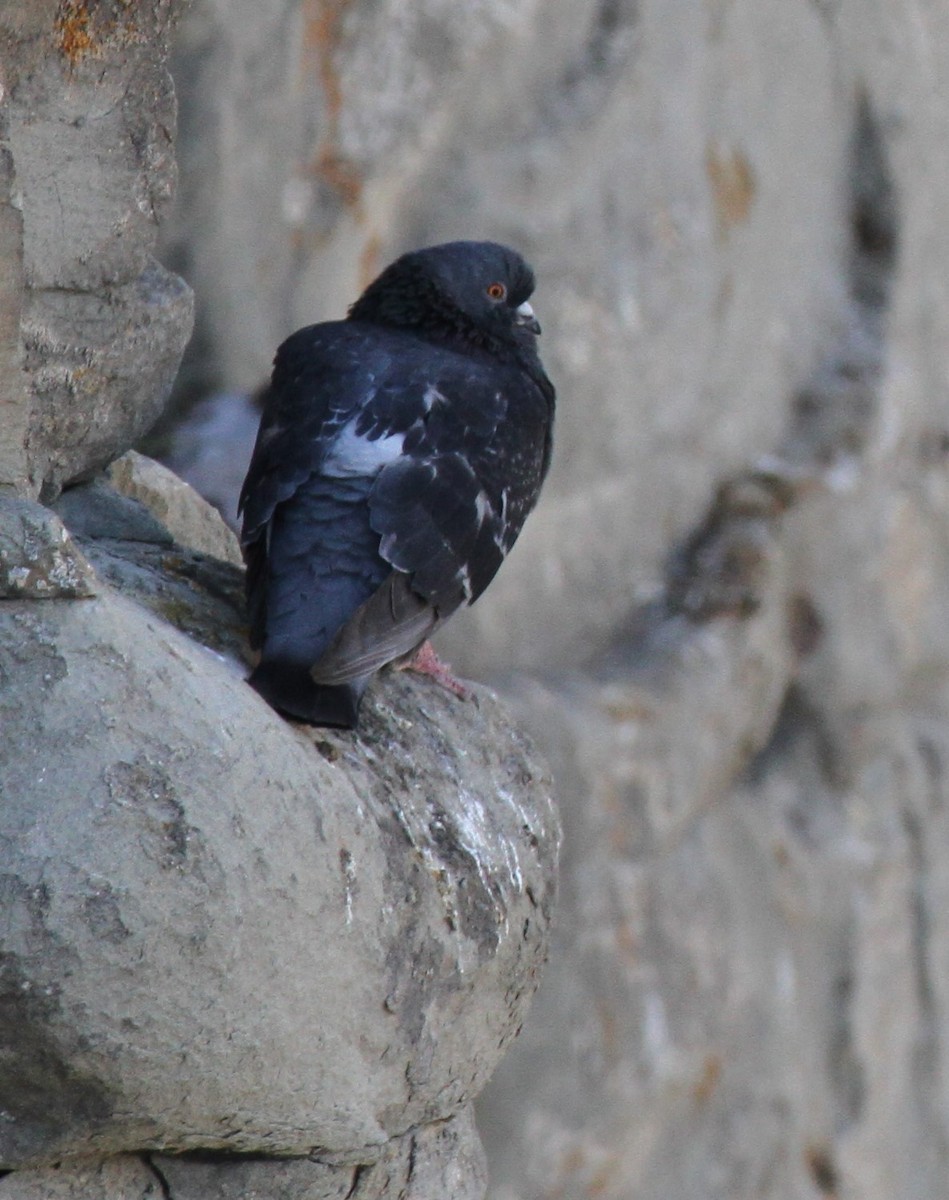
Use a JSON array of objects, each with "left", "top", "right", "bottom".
[{"left": 248, "top": 660, "right": 363, "bottom": 729}]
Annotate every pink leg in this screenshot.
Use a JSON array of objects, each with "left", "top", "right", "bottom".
[{"left": 395, "top": 640, "right": 471, "bottom": 700}]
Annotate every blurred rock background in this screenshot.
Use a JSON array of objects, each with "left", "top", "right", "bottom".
[{"left": 157, "top": 0, "right": 949, "bottom": 1197}]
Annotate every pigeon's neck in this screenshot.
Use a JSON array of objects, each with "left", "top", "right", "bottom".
[{"left": 348, "top": 295, "right": 535, "bottom": 370}]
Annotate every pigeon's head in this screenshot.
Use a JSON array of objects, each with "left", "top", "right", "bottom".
[{"left": 348, "top": 240, "right": 543, "bottom": 355}]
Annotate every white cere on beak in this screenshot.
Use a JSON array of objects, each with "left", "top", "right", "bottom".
[{"left": 514, "top": 301, "right": 541, "bottom": 334}]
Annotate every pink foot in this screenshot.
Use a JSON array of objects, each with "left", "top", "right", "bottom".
[{"left": 396, "top": 640, "right": 471, "bottom": 700}]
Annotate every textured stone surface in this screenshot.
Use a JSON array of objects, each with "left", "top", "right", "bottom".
[
  {"left": 1, "top": 0, "right": 193, "bottom": 500},
  {"left": 151, "top": 1107, "right": 486, "bottom": 1200},
  {"left": 0, "top": 1156, "right": 162, "bottom": 1200},
  {"left": 0, "top": 1118, "right": 484, "bottom": 1200},
  {"left": 156, "top": 0, "right": 949, "bottom": 1196},
  {"left": 477, "top": 462, "right": 949, "bottom": 1198},
  {"left": 106, "top": 451, "right": 242, "bottom": 565},
  {"left": 0, "top": 144, "right": 27, "bottom": 494},
  {"left": 0, "top": 497, "right": 97, "bottom": 598},
  {"left": 51, "top": 474, "right": 247, "bottom": 659},
  {"left": 0, "top": 558, "right": 557, "bottom": 1169}
]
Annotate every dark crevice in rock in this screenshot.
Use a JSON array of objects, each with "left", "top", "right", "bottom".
[
  {"left": 664, "top": 471, "right": 793, "bottom": 623},
  {"left": 405, "top": 1129, "right": 419, "bottom": 1185},
  {"left": 344, "top": 1162, "right": 370, "bottom": 1199},
  {"left": 902, "top": 806, "right": 936, "bottom": 1033},
  {"left": 902, "top": 774, "right": 949, "bottom": 1179},
  {"left": 781, "top": 89, "right": 898, "bottom": 469},
  {"left": 742, "top": 683, "right": 847, "bottom": 796},
  {"left": 848, "top": 91, "right": 899, "bottom": 317},
  {"left": 805, "top": 1144, "right": 840, "bottom": 1195},
  {"left": 146, "top": 1155, "right": 174, "bottom": 1200},
  {"left": 543, "top": 0, "right": 640, "bottom": 131},
  {"left": 828, "top": 944, "right": 865, "bottom": 1128}
]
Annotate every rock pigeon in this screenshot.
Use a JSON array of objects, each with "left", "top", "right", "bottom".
[{"left": 238, "top": 240, "right": 555, "bottom": 728}]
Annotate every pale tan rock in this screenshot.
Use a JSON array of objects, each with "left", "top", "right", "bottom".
[{"left": 106, "top": 451, "right": 242, "bottom": 566}]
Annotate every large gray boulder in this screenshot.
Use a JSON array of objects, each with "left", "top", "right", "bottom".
[{"left": 0, "top": 484, "right": 557, "bottom": 1173}]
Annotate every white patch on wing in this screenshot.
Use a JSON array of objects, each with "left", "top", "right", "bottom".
[
  {"left": 258, "top": 421, "right": 285, "bottom": 449},
  {"left": 323, "top": 420, "right": 405, "bottom": 477},
  {"left": 422, "top": 384, "right": 447, "bottom": 412},
  {"left": 473, "top": 490, "right": 493, "bottom": 527},
  {"left": 494, "top": 488, "right": 510, "bottom": 550}
]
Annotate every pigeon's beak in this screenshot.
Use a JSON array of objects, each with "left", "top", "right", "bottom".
[{"left": 515, "top": 300, "right": 542, "bottom": 335}]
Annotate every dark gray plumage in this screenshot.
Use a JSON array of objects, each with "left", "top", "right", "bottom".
[{"left": 238, "top": 240, "right": 555, "bottom": 728}]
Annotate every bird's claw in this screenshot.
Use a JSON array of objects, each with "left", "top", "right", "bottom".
[{"left": 396, "top": 640, "right": 472, "bottom": 700}]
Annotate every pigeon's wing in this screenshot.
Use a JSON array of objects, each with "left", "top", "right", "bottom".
[
  {"left": 310, "top": 571, "right": 439, "bottom": 686},
  {"left": 239, "top": 322, "right": 368, "bottom": 541},
  {"left": 370, "top": 358, "right": 551, "bottom": 607},
  {"left": 239, "top": 323, "right": 396, "bottom": 653},
  {"left": 303, "top": 358, "right": 549, "bottom": 687}
]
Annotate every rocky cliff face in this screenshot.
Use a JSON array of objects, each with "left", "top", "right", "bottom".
[
  {"left": 0, "top": 2, "right": 193, "bottom": 501},
  {"left": 158, "top": 0, "right": 949, "bottom": 1197},
  {"left": 0, "top": 5, "right": 559, "bottom": 1199}
]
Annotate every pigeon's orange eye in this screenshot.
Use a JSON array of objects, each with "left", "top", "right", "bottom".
[{"left": 486, "top": 282, "right": 507, "bottom": 301}]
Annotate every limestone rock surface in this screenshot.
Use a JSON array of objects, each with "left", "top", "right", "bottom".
[
  {"left": 0, "top": 498, "right": 97, "bottom": 598},
  {"left": 0, "top": 0, "right": 194, "bottom": 500},
  {"left": 105, "top": 451, "right": 242, "bottom": 566},
  {"left": 0, "top": 549, "right": 556, "bottom": 1168},
  {"left": 0, "top": 1156, "right": 162, "bottom": 1200}
]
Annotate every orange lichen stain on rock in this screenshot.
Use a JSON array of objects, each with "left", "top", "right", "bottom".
[
  {"left": 614, "top": 916, "right": 639, "bottom": 965},
  {"left": 316, "top": 146, "right": 363, "bottom": 208},
  {"left": 301, "top": 0, "right": 364, "bottom": 210},
  {"left": 552, "top": 1145, "right": 621, "bottom": 1198},
  {"left": 599, "top": 692, "right": 656, "bottom": 724},
  {"left": 692, "top": 1051, "right": 723, "bottom": 1103},
  {"left": 303, "top": 0, "right": 351, "bottom": 126},
  {"left": 805, "top": 1145, "right": 840, "bottom": 1197},
  {"left": 706, "top": 141, "right": 756, "bottom": 238},
  {"left": 587, "top": 1160, "right": 622, "bottom": 1197},
  {"left": 358, "top": 233, "right": 382, "bottom": 291},
  {"left": 56, "top": 1, "right": 98, "bottom": 65},
  {"left": 558, "top": 1145, "right": 587, "bottom": 1180}
]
